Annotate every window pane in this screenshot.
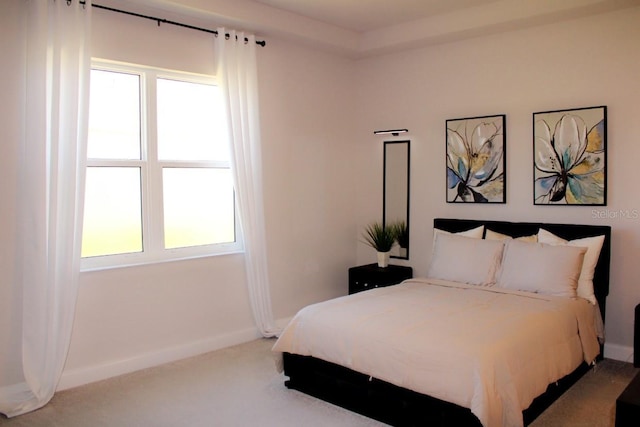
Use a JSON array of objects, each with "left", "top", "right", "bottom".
[
  {"left": 88, "top": 70, "right": 141, "bottom": 160},
  {"left": 82, "top": 167, "right": 143, "bottom": 257},
  {"left": 157, "top": 78, "right": 229, "bottom": 161},
  {"left": 163, "top": 168, "right": 235, "bottom": 249}
]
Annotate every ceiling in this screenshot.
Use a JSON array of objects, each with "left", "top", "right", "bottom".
[
  {"left": 98, "top": 0, "right": 640, "bottom": 57},
  {"left": 251, "top": 0, "right": 501, "bottom": 32}
]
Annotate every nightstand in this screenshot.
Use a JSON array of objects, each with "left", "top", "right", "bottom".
[
  {"left": 348, "top": 263, "right": 413, "bottom": 295},
  {"left": 616, "top": 371, "right": 640, "bottom": 426}
]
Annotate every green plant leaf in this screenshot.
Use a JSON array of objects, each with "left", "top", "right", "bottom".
[{"left": 362, "top": 222, "right": 396, "bottom": 252}]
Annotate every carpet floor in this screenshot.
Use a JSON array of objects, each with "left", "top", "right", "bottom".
[{"left": 1, "top": 338, "right": 637, "bottom": 426}]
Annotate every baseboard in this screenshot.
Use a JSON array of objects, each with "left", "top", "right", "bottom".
[
  {"left": 604, "top": 342, "right": 634, "bottom": 363},
  {"left": 57, "top": 326, "right": 263, "bottom": 391}
]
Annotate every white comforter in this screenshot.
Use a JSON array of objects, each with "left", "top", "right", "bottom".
[{"left": 272, "top": 278, "right": 601, "bottom": 427}]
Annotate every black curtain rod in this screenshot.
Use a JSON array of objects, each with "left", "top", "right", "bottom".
[{"left": 79, "top": 2, "right": 266, "bottom": 47}]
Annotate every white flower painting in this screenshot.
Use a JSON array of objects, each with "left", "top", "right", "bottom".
[
  {"left": 446, "top": 114, "right": 506, "bottom": 203},
  {"left": 533, "top": 106, "right": 606, "bottom": 205}
]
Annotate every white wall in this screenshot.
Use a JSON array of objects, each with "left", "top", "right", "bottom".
[
  {"left": 257, "top": 37, "right": 358, "bottom": 316},
  {"left": 0, "top": 3, "right": 357, "bottom": 391},
  {"left": 0, "top": 0, "right": 26, "bottom": 388},
  {"left": 353, "top": 7, "right": 640, "bottom": 360}
]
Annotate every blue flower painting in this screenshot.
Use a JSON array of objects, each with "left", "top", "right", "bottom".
[
  {"left": 533, "top": 106, "right": 606, "bottom": 205},
  {"left": 446, "top": 115, "right": 505, "bottom": 203}
]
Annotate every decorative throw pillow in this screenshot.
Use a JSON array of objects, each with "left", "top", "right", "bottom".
[
  {"left": 537, "top": 228, "right": 605, "bottom": 305},
  {"left": 427, "top": 233, "right": 505, "bottom": 286},
  {"left": 496, "top": 239, "right": 586, "bottom": 298}
]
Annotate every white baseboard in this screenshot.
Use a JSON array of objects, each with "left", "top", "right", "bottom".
[
  {"left": 58, "top": 326, "right": 263, "bottom": 391},
  {"left": 604, "top": 342, "right": 634, "bottom": 363}
]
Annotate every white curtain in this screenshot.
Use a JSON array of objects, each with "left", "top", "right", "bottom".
[
  {"left": 0, "top": 0, "right": 91, "bottom": 418},
  {"left": 215, "top": 29, "right": 281, "bottom": 337}
]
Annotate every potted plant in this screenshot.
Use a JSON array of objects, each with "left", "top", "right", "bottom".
[
  {"left": 362, "top": 222, "right": 396, "bottom": 267},
  {"left": 391, "top": 220, "right": 409, "bottom": 258}
]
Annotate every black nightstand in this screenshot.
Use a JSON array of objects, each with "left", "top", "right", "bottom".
[
  {"left": 616, "top": 371, "right": 640, "bottom": 426},
  {"left": 348, "top": 263, "right": 413, "bottom": 295}
]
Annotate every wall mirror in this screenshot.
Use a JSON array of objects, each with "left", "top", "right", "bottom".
[{"left": 383, "top": 140, "right": 410, "bottom": 260}]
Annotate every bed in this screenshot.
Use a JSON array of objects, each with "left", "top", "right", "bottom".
[{"left": 272, "top": 218, "right": 611, "bottom": 427}]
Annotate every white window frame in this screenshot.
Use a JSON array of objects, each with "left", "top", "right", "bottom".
[{"left": 81, "top": 59, "right": 242, "bottom": 272}]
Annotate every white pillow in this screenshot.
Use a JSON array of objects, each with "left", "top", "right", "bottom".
[
  {"left": 427, "top": 233, "right": 505, "bottom": 286},
  {"left": 431, "top": 225, "right": 485, "bottom": 268},
  {"left": 431, "top": 225, "right": 485, "bottom": 257},
  {"left": 496, "top": 239, "right": 586, "bottom": 298},
  {"left": 434, "top": 225, "right": 485, "bottom": 239},
  {"left": 485, "top": 229, "right": 538, "bottom": 243},
  {"left": 537, "top": 229, "right": 605, "bottom": 305}
]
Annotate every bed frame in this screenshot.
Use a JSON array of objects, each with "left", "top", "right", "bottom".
[{"left": 282, "top": 218, "right": 611, "bottom": 427}]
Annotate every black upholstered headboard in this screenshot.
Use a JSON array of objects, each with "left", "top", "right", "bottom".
[{"left": 433, "top": 218, "right": 611, "bottom": 322}]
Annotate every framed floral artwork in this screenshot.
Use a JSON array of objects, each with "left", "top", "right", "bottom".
[
  {"left": 533, "top": 106, "right": 606, "bottom": 205},
  {"left": 446, "top": 114, "right": 506, "bottom": 203}
]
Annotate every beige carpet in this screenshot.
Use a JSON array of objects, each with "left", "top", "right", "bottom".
[
  {"left": 0, "top": 338, "right": 637, "bottom": 426},
  {"left": 531, "top": 358, "right": 637, "bottom": 427}
]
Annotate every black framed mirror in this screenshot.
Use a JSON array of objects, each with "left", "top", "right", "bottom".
[{"left": 383, "top": 140, "right": 410, "bottom": 260}]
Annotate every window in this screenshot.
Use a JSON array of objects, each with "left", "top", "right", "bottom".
[{"left": 81, "top": 61, "right": 241, "bottom": 270}]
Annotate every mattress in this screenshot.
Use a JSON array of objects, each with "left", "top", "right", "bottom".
[{"left": 272, "top": 278, "right": 601, "bottom": 427}]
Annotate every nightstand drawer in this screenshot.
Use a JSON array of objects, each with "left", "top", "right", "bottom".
[{"left": 348, "top": 263, "right": 413, "bottom": 295}]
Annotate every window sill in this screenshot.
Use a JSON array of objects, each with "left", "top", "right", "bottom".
[{"left": 80, "top": 247, "right": 244, "bottom": 273}]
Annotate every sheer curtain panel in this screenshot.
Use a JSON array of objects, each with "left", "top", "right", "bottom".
[
  {"left": 0, "top": 0, "right": 91, "bottom": 417},
  {"left": 215, "top": 29, "right": 281, "bottom": 337}
]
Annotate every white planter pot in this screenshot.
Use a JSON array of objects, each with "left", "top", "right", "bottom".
[{"left": 377, "top": 251, "right": 390, "bottom": 268}]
